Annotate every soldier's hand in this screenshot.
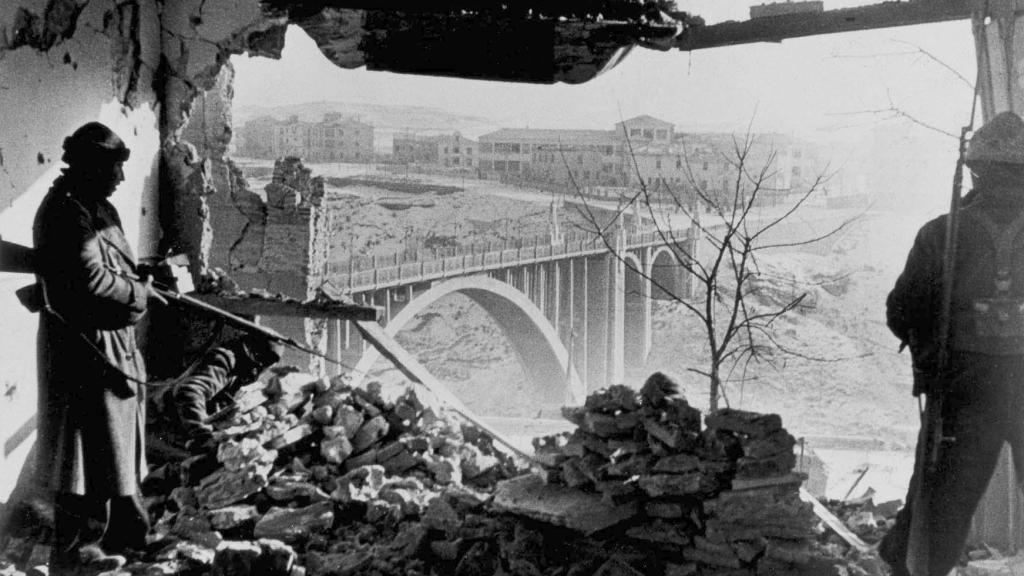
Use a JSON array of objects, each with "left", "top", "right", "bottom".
[{"left": 143, "top": 276, "right": 168, "bottom": 305}]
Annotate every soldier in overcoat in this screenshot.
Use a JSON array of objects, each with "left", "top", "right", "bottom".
[{"left": 33, "top": 122, "right": 162, "bottom": 573}]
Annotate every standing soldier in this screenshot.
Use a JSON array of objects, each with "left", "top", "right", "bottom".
[
  {"left": 33, "top": 122, "right": 163, "bottom": 574},
  {"left": 881, "top": 111, "right": 1024, "bottom": 576}
]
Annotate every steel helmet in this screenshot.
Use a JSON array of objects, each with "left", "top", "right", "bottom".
[
  {"left": 62, "top": 122, "right": 131, "bottom": 167},
  {"left": 965, "top": 111, "right": 1024, "bottom": 167}
]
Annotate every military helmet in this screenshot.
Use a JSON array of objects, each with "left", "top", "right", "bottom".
[
  {"left": 62, "top": 122, "right": 131, "bottom": 167},
  {"left": 965, "top": 111, "right": 1024, "bottom": 167}
]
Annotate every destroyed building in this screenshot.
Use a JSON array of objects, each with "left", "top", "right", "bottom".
[{"left": 2, "top": 0, "right": 1024, "bottom": 574}]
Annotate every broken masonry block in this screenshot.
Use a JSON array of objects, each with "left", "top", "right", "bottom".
[
  {"left": 736, "top": 451, "right": 797, "bottom": 479},
  {"left": 640, "top": 372, "right": 681, "bottom": 408},
  {"left": 310, "top": 405, "right": 333, "bottom": 426},
  {"left": 603, "top": 454, "right": 654, "bottom": 478},
  {"left": 154, "top": 539, "right": 217, "bottom": 566},
  {"left": 698, "top": 429, "right": 744, "bottom": 462},
  {"left": 351, "top": 415, "right": 389, "bottom": 454},
  {"left": 305, "top": 551, "right": 373, "bottom": 576},
  {"left": 561, "top": 458, "right": 590, "bottom": 489},
  {"left": 196, "top": 466, "right": 271, "bottom": 510},
  {"left": 584, "top": 411, "right": 637, "bottom": 438},
  {"left": 211, "top": 541, "right": 263, "bottom": 576},
  {"left": 169, "top": 486, "right": 198, "bottom": 511},
  {"left": 644, "top": 500, "right": 685, "bottom": 519},
  {"left": 253, "top": 502, "right": 334, "bottom": 543},
  {"left": 644, "top": 420, "right": 697, "bottom": 452},
  {"left": 332, "top": 404, "right": 364, "bottom": 439},
  {"left": 664, "top": 398, "right": 702, "bottom": 433},
  {"left": 320, "top": 435, "right": 354, "bottom": 465},
  {"left": 730, "top": 472, "right": 806, "bottom": 492},
  {"left": 638, "top": 473, "right": 703, "bottom": 498},
  {"left": 626, "top": 520, "right": 693, "bottom": 547},
  {"left": 561, "top": 406, "right": 587, "bottom": 427},
  {"left": 381, "top": 449, "right": 419, "bottom": 476},
  {"left": 653, "top": 454, "right": 702, "bottom": 474},
  {"left": 265, "top": 423, "right": 316, "bottom": 452},
  {"left": 257, "top": 539, "right": 297, "bottom": 576},
  {"left": 584, "top": 385, "right": 639, "bottom": 414},
  {"left": 596, "top": 481, "right": 642, "bottom": 506},
  {"left": 265, "top": 478, "right": 321, "bottom": 502},
  {"left": 705, "top": 409, "right": 782, "bottom": 438},
  {"left": 391, "top": 523, "right": 430, "bottom": 559},
  {"left": 208, "top": 505, "right": 260, "bottom": 531},
  {"left": 374, "top": 440, "right": 406, "bottom": 464},
  {"left": 763, "top": 540, "right": 811, "bottom": 565},
  {"left": 742, "top": 429, "right": 796, "bottom": 460},
  {"left": 733, "top": 539, "right": 767, "bottom": 564}
]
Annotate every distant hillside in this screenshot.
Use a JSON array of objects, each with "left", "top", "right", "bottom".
[{"left": 233, "top": 101, "right": 501, "bottom": 150}]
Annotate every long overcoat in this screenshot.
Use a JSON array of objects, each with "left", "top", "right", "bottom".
[{"left": 33, "top": 174, "right": 148, "bottom": 497}]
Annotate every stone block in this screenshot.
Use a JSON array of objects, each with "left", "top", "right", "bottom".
[
  {"left": 253, "top": 502, "right": 334, "bottom": 543},
  {"left": 351, "top": 416, "right": 389, "bottom": 454},
  {"left": 736, "top": 451, "right": 797, "bottom": 479},
  {"left": 638, "top": 473, "right": 703, "bottom": 497},
  {"left": 742, "top": 430, "right": 796, "bottom": 460},
  {"left": 211, "top": 541, "right": 262, "bottom": 576},
  {"left": 320, "top": 435, "right": 353, "bottom": 465},
  {"left": 705, "top": 409, "right": 782, "bottom": 438},
  {"left": 653, "top": 454, "right": 701, "bottom": 474},
  {"left": 332, "top": 404, "right": 364, "bottom": 438},
  {"left": 208, "top": 505, "right": 260, "bottom": 530}
]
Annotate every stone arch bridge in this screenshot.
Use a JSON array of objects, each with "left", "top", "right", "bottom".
[{"left": 321, "top": 228, "right": 695, "bottom": 405}]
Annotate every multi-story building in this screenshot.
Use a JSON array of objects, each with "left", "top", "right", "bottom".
[
  {"left": 393, "top": 132, "right": 477, "bottom": 168},
  {"left": 477, "top": 115, "right": 825, "bottom": 206},
  {"left": 237, "top": 113, "right": 374, "bottom": 162}
]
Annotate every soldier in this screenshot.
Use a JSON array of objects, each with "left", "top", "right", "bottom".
[
  {"left": 881, "top": 111, "right": 1024, "bottom": 576},
  {"left": 156, "top": 334, "right": 283, "bottom": 455},
  {"left": 33, "top": 122, "right": 165, "bottom": 574}
]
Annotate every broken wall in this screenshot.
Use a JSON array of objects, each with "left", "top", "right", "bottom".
[{"left": 0, "top": 0, "right": 163, "bottom": 501}]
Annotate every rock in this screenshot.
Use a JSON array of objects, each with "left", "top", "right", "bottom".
[
  {"left": 169, "top": 486, "right": 198, "bottom": 511},
  {"left": 351, "top": 416, "right": 390, "bottom": 454},
  {"left": 653, "top": 454, "right": 701, "bottom": 474},
  {"left": 320, "top": 435, "right": 354, "bottom": 465},
  {"left": 211, "top": 541, "right": 262, "bottom": 576},
  {"left": 592, "top": 556, "right": 645, "bottom": 576},
  {"left": 266, "top": 477, "right": 321, "bottom": 501},
  {"left": 305, "top": 551, "right": 373, "bottom": 576},
  {"left": 154, "top": 539, "right": 216, "bottom": 566},
  {"left": 253, "top": 502, "right": 335, "bottom": 543},
  {"left": 391, "top": 523, "right": 429, "bottom": 558},
  {"left": 310, "top": 405, "right": 333, "bottom": 426},
  {"left": 742, "top": 430, "right": 796, "bottom": 460},
  {"left": 664, "top": 563, "right": 698, "bottom": 576},
  {"left": 736, "top": 451, "right": 797, "bottom": 479},
  {"left": 454, "top": 541, "right": 497, "bottom": 576},
  {"left": 638, "top": 473, "right": 703, "bottom": 497},
  {"left": 208, "top": 505, "right": 260, "bottom": 530},
  {"left": 170, "top": 509, "right": 212, "bottom": 538},
  {"left": 257, "top": 539, "right": 296, "bottom": 576},
  {"left": 196, "top": 467, "right": 271, "bottom": 510},
  {"left": 705, "top": 409, "right": 782, "bottom": 438},
  {"left": 492, "top": 474, "right": 639, "bottom": 535}
]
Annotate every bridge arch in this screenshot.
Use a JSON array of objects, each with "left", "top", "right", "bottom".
[
  {"left": 648, "top": 246, "right": 683, "bottom": 300},
  {"left": 352, "top": 275, "right": 586, "bottom": 406}
]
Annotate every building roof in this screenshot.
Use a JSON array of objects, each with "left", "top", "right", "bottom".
[
  {"left": 479, "top": 128, "right": 617, "bottom": 144},
  {"left": 615, "top": 115, "right": 675, "bottom": 128}
]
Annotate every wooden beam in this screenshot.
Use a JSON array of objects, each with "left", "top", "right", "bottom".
[
  {"left": 675, "top": 0, "right": 975, "bottom": 52},
  {"left": 798, "top": 486, "right": 871, "bottom": 553}
]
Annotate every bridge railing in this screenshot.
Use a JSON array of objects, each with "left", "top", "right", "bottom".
[{"left": 327, "top": 227, "right": 692, "bottom": 292}]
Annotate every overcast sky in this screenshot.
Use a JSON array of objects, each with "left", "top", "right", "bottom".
[{"left": 232, "top": 2, "right": 977, "bottom": 140}]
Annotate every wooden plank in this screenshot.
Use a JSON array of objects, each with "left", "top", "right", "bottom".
[
  {"left": 798, "top": 486, "right": 871, "bottom": 553},
  {"left": 192, "top": 294, "right": 380, "bottom": 322},
  {"left": 352, "top": 319, "right": 536, "bottom": 463},
  {"left": 675, "top": 0, "right": 973, "bottom": 52}
]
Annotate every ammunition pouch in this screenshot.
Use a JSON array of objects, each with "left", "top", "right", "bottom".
[{"left": 971, "top": 297, "right": 1024, "bottom": 338}]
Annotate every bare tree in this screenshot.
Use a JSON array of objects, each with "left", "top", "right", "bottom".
[{"left": 567, "top": 124, "right": 854, "bottom": 411}]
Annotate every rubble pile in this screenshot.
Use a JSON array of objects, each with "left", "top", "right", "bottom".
[
  {"left": 0, "top": 372, "right": 879, "bottom": 576},
  {"left": 531, "top": 376, "right": 831, "bottom": 575},
  {"left": 820, "top": 492, "right": 901, "bottom": 546}
]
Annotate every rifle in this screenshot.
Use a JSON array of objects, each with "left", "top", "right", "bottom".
[
  {"left": 904, "top": 120, "right": 971, "bottom": 576},
  {"left": 0, "top": 237, "right": 355, "bottom": 372}
]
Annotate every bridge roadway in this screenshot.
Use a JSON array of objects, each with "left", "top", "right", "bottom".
[{"left": 320, "top": 226, "right": 697, "bottom": 404}]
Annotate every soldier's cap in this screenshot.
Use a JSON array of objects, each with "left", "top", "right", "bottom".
[
  {"left": 966, "top": 111, "right": 1024, "bottom": 167},
  {"left": 62, "top": 122, "right": 130, "bottom": 167},
  {"left": 239, "top": 332, "right": 285, "bottom": 368}
]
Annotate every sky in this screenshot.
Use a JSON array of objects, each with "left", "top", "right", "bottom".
[{"left": 231, "top": 2, "right": 978, "bottom": 141}]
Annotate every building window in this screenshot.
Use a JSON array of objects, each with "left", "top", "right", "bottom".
[
  {"left": 643, "top": 129, "right": 654, "bottom": 139},
  {"left": 467, "top": 148, "right": 473, "bottom": 155},
  {"left": 508, "top": 160, "right": 520, "bottom": 171},
  {"left": 480, "top": 143, "right": 493, "bottom": 153},
  {"left": 656, "top": 129, "right": 668, "bottom": 140},
  {"left": 452, "top": 157, "right": 460, "bottom": 165},
  {"left": 630, "top": 129, "right": 641, "bottom": 137},
  {"left": 454, "top": 147, "right": 460, "bottom": 153},
  {"left": 479, "top": 160, "right": 492, "bottom": 170},
  {"left": 792, "top": 166, "right": 802, "bottom": 177},
  {"left": 494, "top": 160, "right": 507, "bottom": 171},
  {"left": 676, "top": 158, "right": 682, "bottom": 169},
  {"left": 702, "top": 161, "right": 709, "bottom": 171},
  {"left": 656, "top": 159, "right": 662, "bottom": 169}
]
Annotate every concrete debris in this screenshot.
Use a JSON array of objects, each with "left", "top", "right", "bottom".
[{"left": 0, "top": 373, "right": 884, "bottom": 576}]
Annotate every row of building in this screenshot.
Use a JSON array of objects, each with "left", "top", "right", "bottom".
[
  {"left": 235, "top": 112, "right": 826, "bottom": 206},
  {"left": 237, "top": 113, "right": 375, "bottom": 162},
  {"left": 395, "top": 115, "right": 823, "bottom": 205}
]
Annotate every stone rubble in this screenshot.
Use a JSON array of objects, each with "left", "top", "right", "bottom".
[{"left": 0, "top": 371, "right": 885, "bottom": 576}]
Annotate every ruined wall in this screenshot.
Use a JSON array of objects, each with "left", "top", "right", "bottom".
[{"left": 0, "top": 0, "right": 163, "bottom": 500}]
